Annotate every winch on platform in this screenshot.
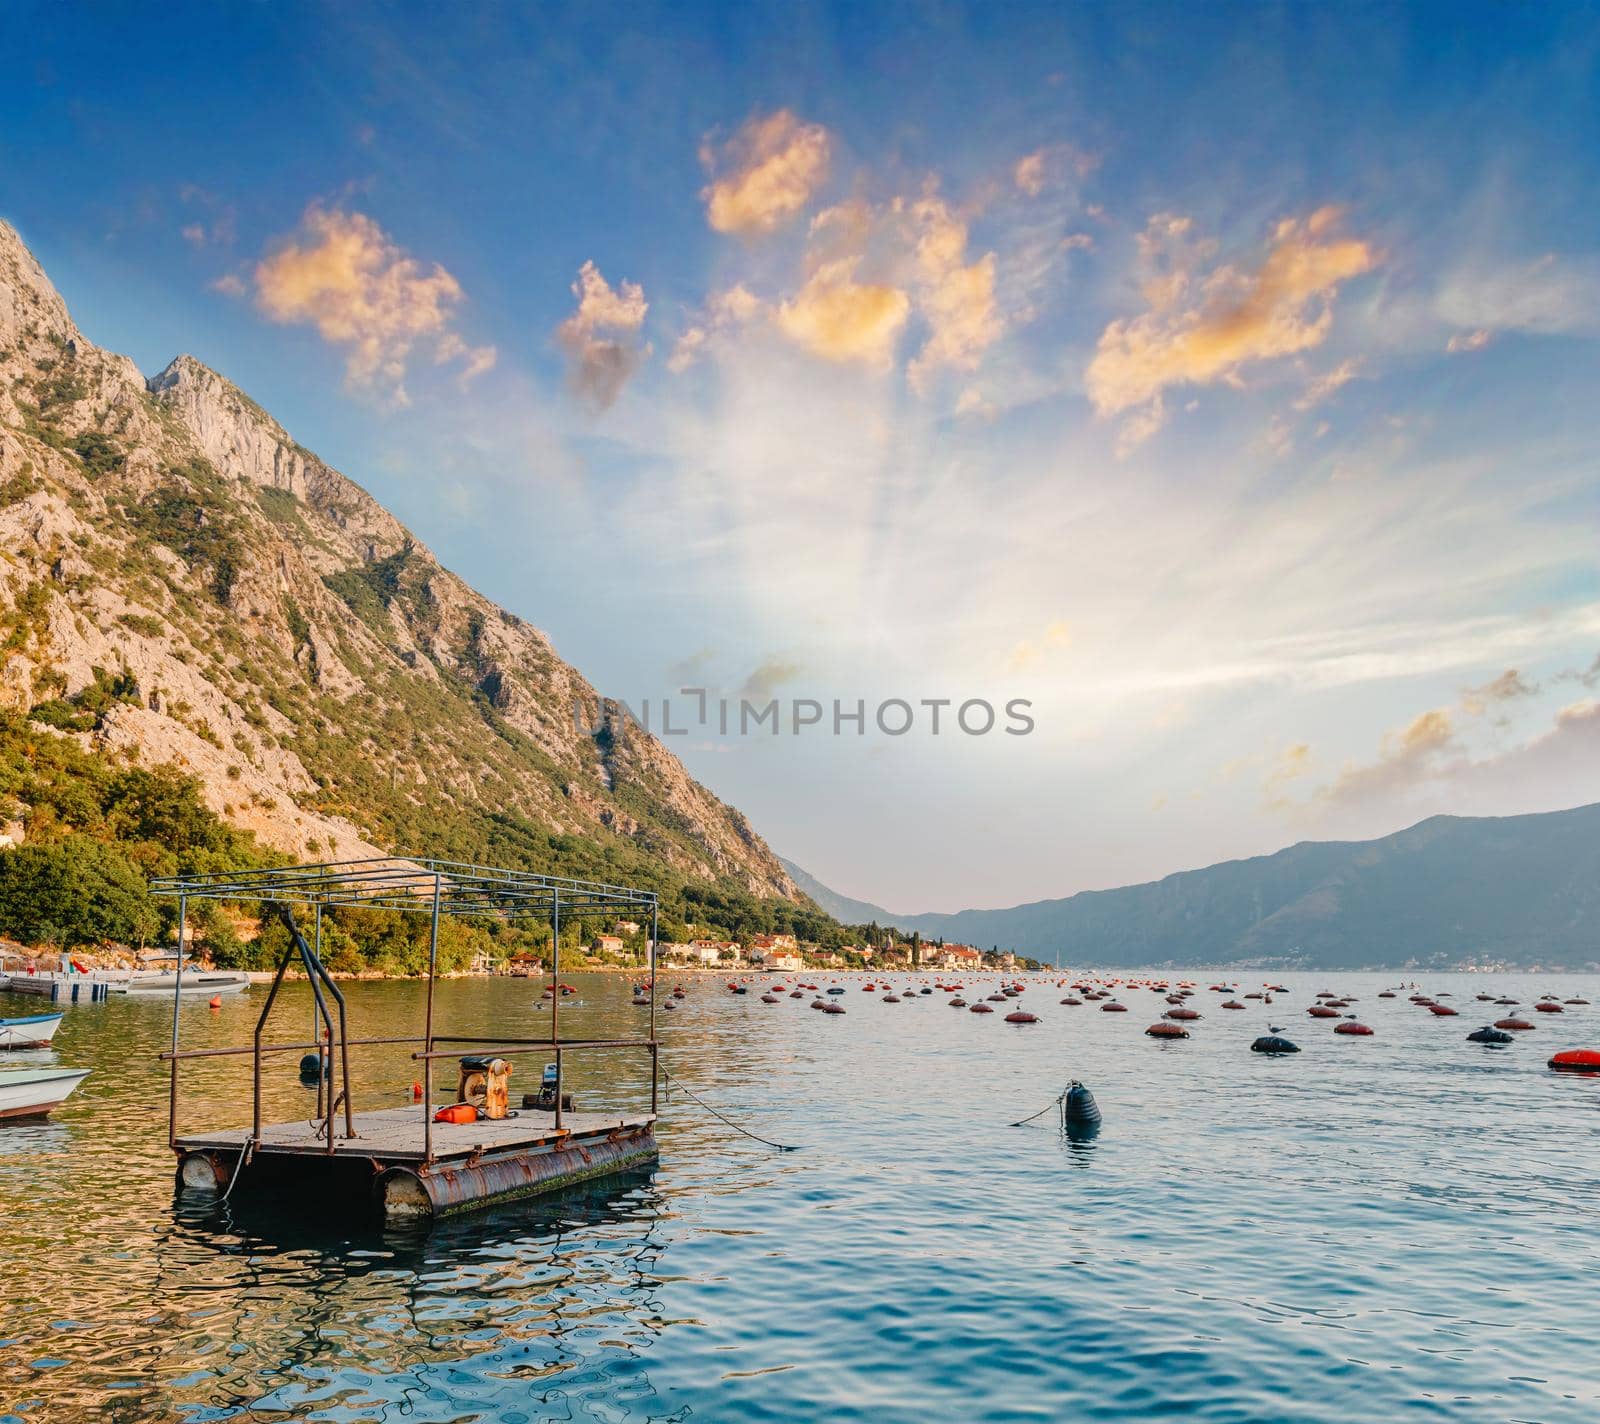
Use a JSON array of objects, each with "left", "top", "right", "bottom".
[{"left": 456, "top": 1055, "right": 513, "bottom": 1119}]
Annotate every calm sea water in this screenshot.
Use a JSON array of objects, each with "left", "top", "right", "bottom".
[{"left": 1, "top": 969, "right": 1597, "bottom": 1423}]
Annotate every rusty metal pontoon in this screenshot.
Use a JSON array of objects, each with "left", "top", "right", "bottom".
[{"left": 150, "top": 857, "right": 661, "bottom": 1218}]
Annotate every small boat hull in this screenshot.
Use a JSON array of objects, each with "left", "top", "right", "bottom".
[
  {"left": 108, "top": 972, "right": 251, "bottom": 997},
  {"left": 0, "top": 1012, "right": 64, "bottom": 1050},
  {"left": 0, "top": 1067, "right": 90, "bottom": 1121}
]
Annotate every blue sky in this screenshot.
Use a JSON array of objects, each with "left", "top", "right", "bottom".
[{"left": 5, "top": 2, "right": 1600, "bottom": 911}]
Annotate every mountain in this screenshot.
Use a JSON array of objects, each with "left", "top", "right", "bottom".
[
  {"left": 794, "top": 803, "right": 1600, "bottom": 970},
  {"left": 0, "top": 219, "right": 804, "bottom": 925},
  {"left": 777, "top": 856, "right": 894, "bottom": 926}
]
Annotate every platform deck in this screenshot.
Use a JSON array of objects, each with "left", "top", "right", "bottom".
[{"left": 176, "top": 1104, "right": 653, "bottom": 1164}]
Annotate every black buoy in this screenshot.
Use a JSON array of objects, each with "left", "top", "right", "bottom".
[
  {"left": 298, "top": 1051, "right": 329, "bottom": 1081},
  {"left": 1468, "top": 1025, "right": 1514, "bottom": 1045},
  {"left": 1251, "top": 1033, "right": 1300, "bottom": 1055},
  {"left": 1061, "top": 1080, "right": 1101, "bottom": 1140}
]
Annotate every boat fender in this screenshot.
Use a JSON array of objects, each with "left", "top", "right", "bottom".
[
  {"left": 1250, "top": 1034, "right": 1299, "bottom": 1054},
  {"left": 1062, "top": 1081, "right": 1101, "bottom": 1131}
]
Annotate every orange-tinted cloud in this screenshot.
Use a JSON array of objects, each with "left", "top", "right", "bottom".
[
  {"left": 1321, "top": 707, "right": 1455, "bottom": 807},
  {"left": 1087, "top": 207, "right": 1378, "bottom": 446},
  {"left": 1012, "top": 144, "right": 1097, "bottom": 198},
  {"left": 775, "top": 259, "right": 909, "bottom": 369},
  {"left": 555, "top": 260, "right": 650, "bottom": 409},
  {"left": 668, "top": 284, "right": 764, "bottom": 372},
  {"left": 702, "top": 111, "right": 831, "bottom": 235},
  {"left": 254, "top": 204, "right": 494, "bottom": 402},
  {"left": 903, "top": 191, "right": 1002, "bottom": 392}
]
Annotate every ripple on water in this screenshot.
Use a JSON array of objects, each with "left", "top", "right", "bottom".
[{"left": 0, "top": 971, "right": 1598, "bottom": 1420}]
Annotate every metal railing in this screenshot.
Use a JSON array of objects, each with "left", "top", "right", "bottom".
[{"left": 151, "top": 858, "right": 661, "bottom": 1163}]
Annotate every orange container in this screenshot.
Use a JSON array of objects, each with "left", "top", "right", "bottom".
[{"left": 433, "top": 1103, "right": 478, "bottom": 1125}]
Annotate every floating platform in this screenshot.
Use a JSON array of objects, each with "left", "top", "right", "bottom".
[
  {"left": 175, "top": 1105, "right": 657, "bottom": 1219},
  {"left": 2, "top": 974, "right": 109, "bottom": 1003}
]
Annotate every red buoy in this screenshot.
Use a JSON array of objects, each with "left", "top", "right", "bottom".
[
  {"left": 970, "top": 1003, "right": 994, "bottom": 1014},
  {"left": 1428, "top": 1004, "right": 1458, "bottom": 1016},
  {"left": 1146, "top": 1022, "right": 1188, "bottom": 1038},
  {"left": 208, "top": 995, "right": 222, "bottom": 1009},
  {"left": 1101, "top": 1002, "right": 1127, "bottom": 1012},
  {"left": 1494, "top": 1018, "right": 1534, "bottom": 1031},
  {"left": 1534, "top": 1002, "right": 1564, "bottom": 1013},
  {"left": 1165, "top": 1008, "right": 1201, "bottom": 1021},
  {"left": 1549, "top": 1049, "right": 1600, "bottom": 1072},
  {"left": 1308, "top": 1006, "right": 1340, "bottom": 1018},
  {"left": 1335, "top": 1021, "right": 1373, "bottom": 1036},
  {"left": 1004, "top": 1011, "right": 1038, "bottom": 1024}
]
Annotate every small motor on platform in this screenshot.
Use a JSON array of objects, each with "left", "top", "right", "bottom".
[
  {"left": 456, "top": 1055, "right": 513, "bottom": 1120},
  {"left": 522, "top": 1061, "right": 575, "bottom": 1113}
]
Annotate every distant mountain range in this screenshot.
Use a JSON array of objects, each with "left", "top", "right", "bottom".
[{"left": 785, "top": 802, "right": 1600, "bottom": 970}]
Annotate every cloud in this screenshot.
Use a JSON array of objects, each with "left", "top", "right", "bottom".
[
  {"left": 668, "top": 284, "right": 764, "bottom": 372},
  {"left": 1007, "top": 620, "right": 1072, "bottom": 672},
  {"left": 741, "top": 658, "right": 804, "bottom": 698},
  {"left": 1013, "top": 144, "right": 1097, "bottom": 198},
  {"left": 903, "top": 189, "right": 1003, "bottom": 392},
  {"left": 1086, "top": 207, "right": 1378, "bottom": 446},
  {"left": 667, "top": 647, "right": 717, "bottom": 683},
  {"left": 209, "top": 273, "right": 246, "bottom": 297},
  {"left": 1321, "top": 707, "right": 1456, "bottom": 809},
  {"left": 1436, "top": 253, "right": 1600, "bottom": 340},
  {"left": 555, "top": 259, "right": 650, "bottom": 408},
  {"left": 1313, "top": 697, "right": 1600, "bottom": 828},
  {"left": 254, "top": 203, "right": 494, "bottom": 403},
  {"left": 775, "top": 258, "right": 909, "bottom": 369},
  {"left": 1460, "top": 667, "right": 1537, "bottom": 715},
  {"left": 701, "top": 110, "right": 831, "bottom": 235},
  {"left": 178, "top": 185, "right": 237, "bottom": 248},
  {"left": 955, "top": 386, "right": 996, "bottom": 420},
  {"left": 1264, "top": 742, "right": 1313, "bottom": 800},
  {"left": 1294, "top": 357, "right": 1363, "bottom": 410}
]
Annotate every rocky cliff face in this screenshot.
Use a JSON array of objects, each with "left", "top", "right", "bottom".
[{"left": 0, "top": 219, "right": 798, "bottom": 898}]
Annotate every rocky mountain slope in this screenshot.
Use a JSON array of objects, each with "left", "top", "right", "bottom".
[
  {"left": 793, "top": 803, "right": 1600, "bottom": 970},
  {"left": 0, "top": 219, "right": 799, "bottom": 905}
]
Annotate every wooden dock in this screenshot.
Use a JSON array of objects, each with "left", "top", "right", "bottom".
[{"left": 176, "top": 1105, "right": 658, "bottom": 1218}]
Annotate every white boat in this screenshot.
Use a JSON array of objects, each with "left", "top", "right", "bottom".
[
  {"left": 105, "top": 970, "right": 251, "bottom": 997},
  {"left": 0, "top": 1067, "right": 90, "bottom": 1121},
  {"left": 0, "top": 1012, "right": 64, "bottom": 1049}
]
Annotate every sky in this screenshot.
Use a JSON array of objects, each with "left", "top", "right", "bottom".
[{"left": 4, "top": 1, "right": 1600, "bottom": 913}]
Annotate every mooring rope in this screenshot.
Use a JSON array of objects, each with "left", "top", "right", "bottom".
[
  {"left": 1010, "top": 1087, "right": 1068, "bottom": 1128},
  {"left": 219, "top": 1137, "right": 254, "bottom": 1204},
  {"left": 658, "top": 1060, "right": 800, "bottom": 1152}
]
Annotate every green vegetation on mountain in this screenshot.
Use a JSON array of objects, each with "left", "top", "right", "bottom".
[
  {"left": 0, "top": 711, "right": 861, "bottom": 969},
  {"left": 1, "top": 217, "right": 865, "bottom": 972}
]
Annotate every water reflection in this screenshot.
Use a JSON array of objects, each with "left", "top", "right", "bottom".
[{"left": 153, "top": 1169, "right": 674, "bottom": 1420}]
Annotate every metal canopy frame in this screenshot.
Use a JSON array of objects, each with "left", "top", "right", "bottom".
[{"left": 151, "top": 856, "right": 661, "bottom": 1166}]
